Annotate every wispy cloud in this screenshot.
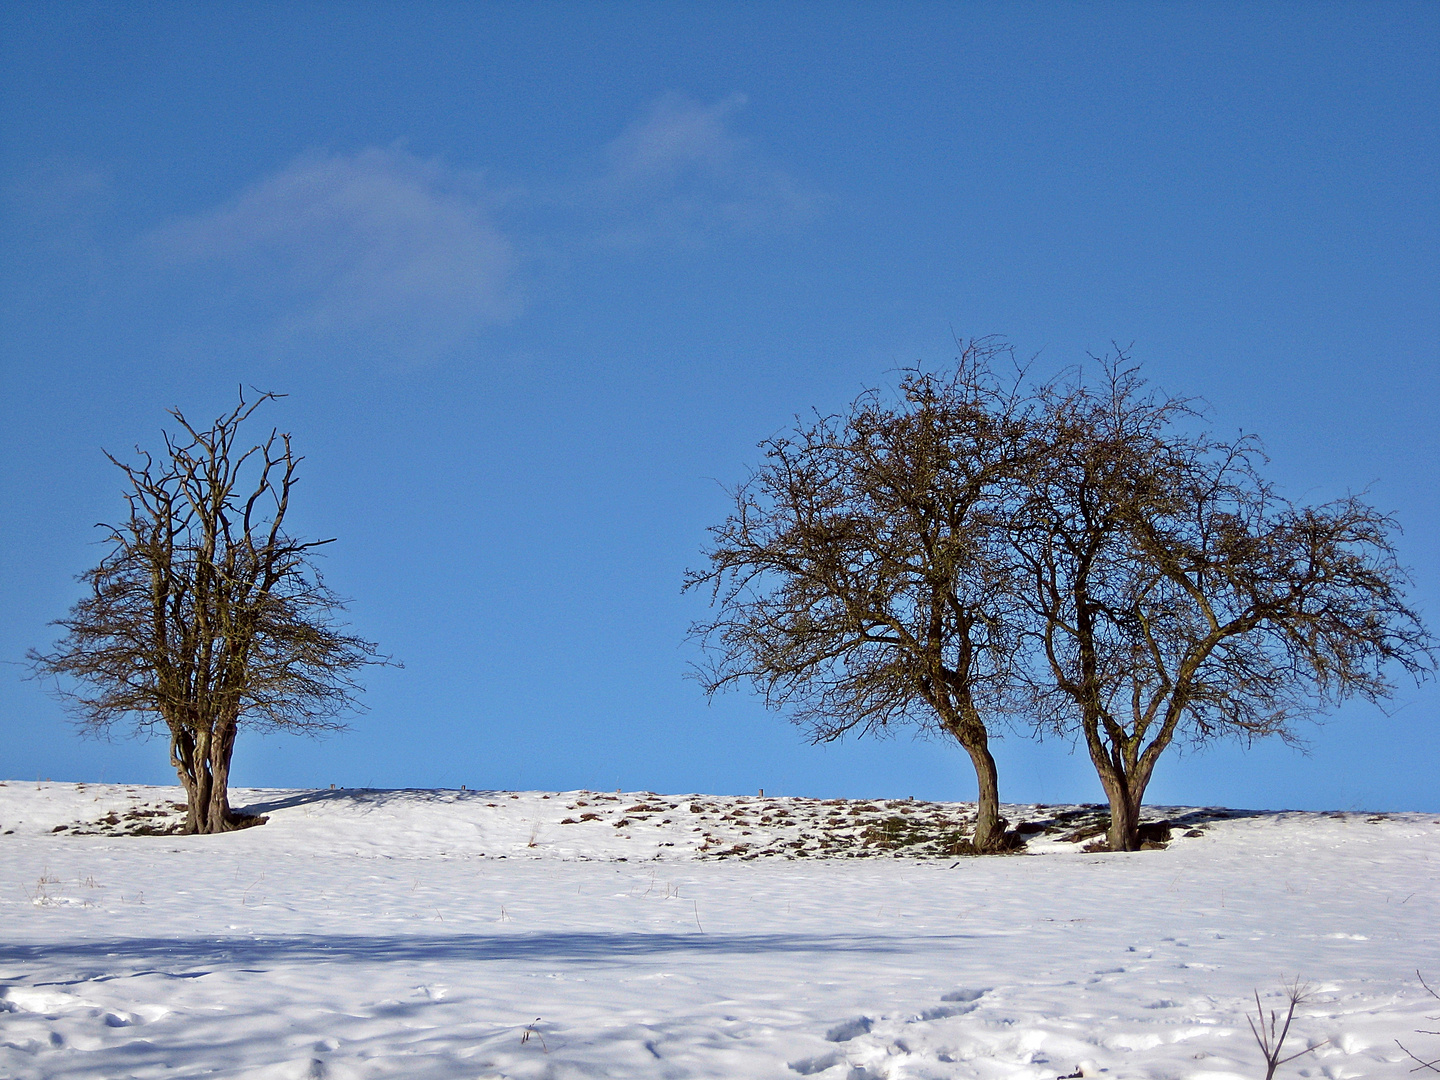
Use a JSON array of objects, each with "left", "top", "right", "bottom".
[
  {"left": 582, "top": 92, "right": 820, "bottom": 244},
  {"left": 151, "top": 146, "right": 518, "bottom": 362},
  {"left": 605, "top": 93, "right": 752, "bottom": 189},
  {"left": 143, "top": 95, "right": 818, "bottom": 363},
  {"left": 6, "top": 158, "right": 115, "bottom": 264}
]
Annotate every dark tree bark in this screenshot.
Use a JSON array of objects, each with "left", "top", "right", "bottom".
[
  {"left": 686, "top": 340, "right": 1036, "bottom": 852},
  {"left": 30, "top": 391, "right": 388, "bottom": 834},
  {"left": 1016, "top": 359, "right": 1434, "bottom": 850}
]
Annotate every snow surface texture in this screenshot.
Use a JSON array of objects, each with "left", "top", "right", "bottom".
[{"left": 2, "top": 781, "right": 1437, "bottom": 1079}]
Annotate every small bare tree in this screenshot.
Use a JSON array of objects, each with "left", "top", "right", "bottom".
[
  {"left": 1249, "top": 980, "right": 1327, "bottom": 1079},
  {"left": 686, "top": 341, "right": 1036, "bottom": 852},
  {"left": 30, "top": 391, "right": 386, "bottom": 834},
  {"left": 1015, "top": 360, "right": 1434, "bottom": 850}
]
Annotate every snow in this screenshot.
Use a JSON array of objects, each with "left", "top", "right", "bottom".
[{"left": 3, "top": 781, "right": 1438, "bottom": 1079}]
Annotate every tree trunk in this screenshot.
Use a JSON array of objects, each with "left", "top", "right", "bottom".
[
  {"left": 203, "top": 721, "right": 238, "bottom": 833},
  {"left": 170, "top": 725, "right": 206, "bottom": 835},
  {"left": 1094, "top": 761, "right": 1145, "bottom": 852},
  {"left": 171, "top": 719, "right": 244, "bottom": 834},
  {"left": 1106, "top": 787, "right": 1143, "bottom": 852},
  {"left": 963, "top": 739, "right": 1008, "bottom": 853}
]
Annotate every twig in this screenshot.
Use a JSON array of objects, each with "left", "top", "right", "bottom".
[
  {"left": 520, "top": 1018, "right": 548, "bottom": 1052},
  {"left": 1418, "top": 970, "right": 1440, "bottom": 1003},
  {"left": 1397, "top": 1041, "right": 1440, "bottom": 1073},
  {"left": 1396, "top": 971, "right": 1440, "bottom": 1073}
]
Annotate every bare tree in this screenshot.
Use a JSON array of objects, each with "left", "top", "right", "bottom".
[
  {"left": 686, "top": 341, "right": 1036, "bottom": 852},
  {"left": 30, "top": 391, "right": 387, "bottom": 834},
  {"left": 1015, "top": 360, "right": 1434, "bottom": 851}
]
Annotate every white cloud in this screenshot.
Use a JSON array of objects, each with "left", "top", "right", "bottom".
[
  {"left": 584, "top": 93, "right": 819, "bottom": 243},
  {"left": 152, "top": 146, "right": 518, "bottom": 362},
  {"left": 144, "top": 97, "right": 819, "bottom": 362},
  {"left": 604, "top": 93, "right": 750, "bottom": 189}
]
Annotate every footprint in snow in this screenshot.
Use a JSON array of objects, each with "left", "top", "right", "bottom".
[
  {"left": 940, "top": 987, "right": 988, "bottom": 1003},
  {"left": 802, "top": 989, "right": 990, "bottom": 1074},
  {"left": 825, "top": 1016, "right": 873, "bottom": 1041},
  {"left": 914, "top": 988, "right": 988, "bottom": 1021},
  {"left": 917, "top": 1002, "right": 976, "bottom": 1020},
  {"left": 787, "top": 1051, "right": 849, "bottom": 1076}
]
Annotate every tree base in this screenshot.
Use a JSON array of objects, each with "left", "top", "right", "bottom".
[{"left": 181, "top": 812, "right": 268, "bottom": 836}]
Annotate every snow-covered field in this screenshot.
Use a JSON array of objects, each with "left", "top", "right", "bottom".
[{"left": 2, "top": 781, "right": 1437, "bottom": 1079}]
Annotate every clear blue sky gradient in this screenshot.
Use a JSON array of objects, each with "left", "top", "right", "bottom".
[{"left": 3, "top": 3, "right": 1436, "bottom": 811}]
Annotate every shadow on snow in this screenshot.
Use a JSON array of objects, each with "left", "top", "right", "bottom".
[
  {"left": 235, "top": 787, "right": 509, "bottom": 815},
  {"left": 4, "top": 929, "right": 987, "bottom": 971}
]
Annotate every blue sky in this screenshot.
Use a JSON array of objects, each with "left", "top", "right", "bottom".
[{"left": 2, "top": 2, "right": 1436, "bottom": 811}]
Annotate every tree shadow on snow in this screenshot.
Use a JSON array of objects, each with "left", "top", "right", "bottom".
[
  {"left": 2, "top": 929, "right": 981, "bottom": 971},
  {"left": 236, "top": 788, "right": 509, "bottom": 815}
]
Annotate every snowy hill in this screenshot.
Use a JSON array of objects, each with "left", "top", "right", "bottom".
[{"left": 2, "top": 781, "right": 1438, "bottom": 1078}]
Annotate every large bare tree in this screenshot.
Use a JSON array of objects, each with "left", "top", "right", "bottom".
[
  {"left": 30, "top": 391, "right": 386, "bottom": 834},
  {"left": 686, "top": 341, "right": 1037, "bottom": 852},
  {"left": 1016, "top": 361, "right": 1434, "bottom": 850}
]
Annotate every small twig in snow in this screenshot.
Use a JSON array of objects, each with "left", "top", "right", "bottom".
[
  {"left": 1396, "top": 970, "right": 1440, "bottom": 1073},
  {"left": 520, "top": 1018, "right": 548, "bottom": 1051}
]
